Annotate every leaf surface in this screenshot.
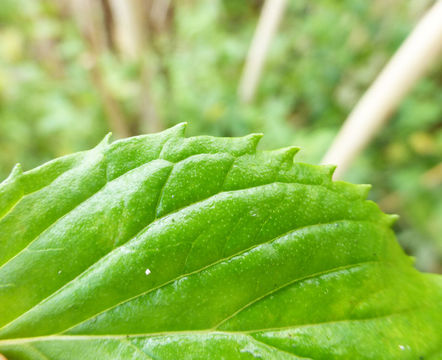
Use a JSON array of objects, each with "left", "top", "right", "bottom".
[{"left": 0, "top": 124, "right": 440, "bottom": 359}]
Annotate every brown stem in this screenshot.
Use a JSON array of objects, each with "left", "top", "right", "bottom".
[{"left": 322, "top": 1, "right": 442, "bottom": 178}]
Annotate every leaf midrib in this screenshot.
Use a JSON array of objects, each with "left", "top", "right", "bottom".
[
  {"left": 0, "top": 309, "right": 415, "bottom": 347},
  {"left": 65, "top": 221, "right": 382, "bottom": 334},
  {"left": 63, "top": 219, "right": 389, "bottom": 336}
]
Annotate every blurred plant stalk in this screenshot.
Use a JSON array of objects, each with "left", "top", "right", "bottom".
[
  {"left": 322, "top": 0, "right": 442, "bottom": 179},
  {"left": 238, "top": 0, "right": 288, "bottom": 103},
  {"left": 68, "top": 0, "right": 165, "bottom": 138}
]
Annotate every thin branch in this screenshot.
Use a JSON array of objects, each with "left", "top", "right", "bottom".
[
  {"left": 90, "top": 65, "right": 131, "bottom": 139},
  {"left": 69, "top": 0, "right": 108, "bottom": 52},
  {"left": 238, "top": 0, "right": 288, "bottom": 103},
  {"left": 322, "top": 1, "right": 442, "bottom": 179},
  {"left": 150, "top": 0, "right": 171, "bottom": 31},
  {"left": 69, "top": 0, "right": 132, "bottom": 138},
  {"left": 139, "top": 57, "right": 163, "bottom": 134},
  {"left": 107, "top": 0, "right": 150, "bottom": 58},
  {"left": 106, "top": 0, "right": 162, "bottom": 134}
]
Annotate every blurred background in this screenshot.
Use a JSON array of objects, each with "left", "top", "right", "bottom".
[{"left": 0, "top": 0, "right": 440, "bottom": 271}]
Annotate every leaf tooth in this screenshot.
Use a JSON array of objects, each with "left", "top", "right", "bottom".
[
  {"left": 0, "top": 164, "right": 24, "bottom": 220},
  {"left": 275, "top": 146, "right": 301, "bottom": 164},
  {"left": 386, "top": 214, "right": 399, "bottom": 226},
  {"left": 323, "top": 164, "right": 337, "bottom": 181},
  {"left": 245, "top": 133, "right": 263, "bottom": 151},
  {"left": 6, "top": 163, "right": 23, "bottom": 182},
  {"left": 355, "top": 184, "right": 372, "bottom": 199},
  {"left": 171, "top": 122, "right": 188, "bottom": 138},
  {"left": 320, "top": 167, "right": 370, "bottom": 200},
  {"left": 330, "top": 181, "right": 372, "bottom": 201},
  {"left": 260, "top": 147, "right": 300, "bottom": 174},
  {"left": 97, "top": 133, "right": 113, "bottom": 149},
  {"left": 0, "top": 163, "right": 22, "bottom": 188}
]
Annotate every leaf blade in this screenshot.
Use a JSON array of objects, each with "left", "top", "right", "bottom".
[{"left": 0, "top": 125, "right": 440, "bottom": 359}]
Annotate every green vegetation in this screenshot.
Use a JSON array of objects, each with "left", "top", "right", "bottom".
[
  {"left": 0, "top": 126, "right": 441, "bottom": 359},
  {"left": 0, "top": 0, "right": 440, "bottom": 273}
]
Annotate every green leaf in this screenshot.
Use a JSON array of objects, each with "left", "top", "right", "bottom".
[{"left": 0, "top": 124, "right": 440, "bottom": 360}]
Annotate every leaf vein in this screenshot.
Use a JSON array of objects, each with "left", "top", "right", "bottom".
[
  {"left": 0, "top": 310, "right": 418, "bottom": 347},
  {"left": 119, "top": 338, "right": 155, "bottom": 360},
  {"left": 247, "top": 335, "right": 312, "bottom": 359},
  {"left": 215, "top": 261, "right": 379, "bottom": 329},
  {"left": 61, "top": 220, "right": 379, "bottom": 334}
]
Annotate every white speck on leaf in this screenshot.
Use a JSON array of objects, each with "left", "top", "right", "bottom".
[
  {"left": 145, "top": 268, "right": 151, "bottom": 276},
  {"left": 399, "top": 345, "right": 405, "bottom": 350},
  {"left": 240, "top": 343, "right": 263, "bottom": 358}
]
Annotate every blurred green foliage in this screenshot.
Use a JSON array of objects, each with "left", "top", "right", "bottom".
[{"left": 0, "top": 0, "right": 440, "bottom": 271}]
